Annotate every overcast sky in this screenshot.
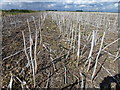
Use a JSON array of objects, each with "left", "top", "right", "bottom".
[
  {"left": 1, "top": 0, "right": 119, "bottom": 3},
  {"left": 0, "top": 0, "right": 119, "bottom": 12}
]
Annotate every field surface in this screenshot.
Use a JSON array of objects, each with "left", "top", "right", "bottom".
[{"left": 2, "top": 12, "right": 119, "bottom": 89}]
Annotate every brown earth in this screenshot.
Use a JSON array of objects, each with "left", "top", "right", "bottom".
[{"left": 2, "top": 12, "right": 119, "bottom": 89}]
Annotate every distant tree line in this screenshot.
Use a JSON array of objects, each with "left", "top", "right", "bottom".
[
  {"left": 75, "top": 10, "right": 83, "bottom": 12},
  {"left": 45, "top": 10, "right": 84, "bottom": 12},
  {"left": 46, "top": 10, "right": 58, "bottom": 11},
  {"left": 2, "top": 9, "right": 38, "bottom": 13},
  {"left": 2, "top": 9, "right": 39, "bottom": 15}
]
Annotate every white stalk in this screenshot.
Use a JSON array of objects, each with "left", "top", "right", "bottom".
[
  {"left": 27, "top": 19, "right": 36, "bottom": 87},
  {"left": 91, "top": 32, "right": 106, "bottom": 80},
  {"left": 32, "top": 16, "right": 38, "bottom": 73},
  {"left": 7, "top": 73, "right": 13, "bottom": 90},
  {"left": 87, "top": 30, "right": 95, "bottom": 71},
  {"left": 77, "top": 24, "right": 81, "bottom": 67},
  {"left": 22, "top": 31, "right": 31, "bottom": 72}
]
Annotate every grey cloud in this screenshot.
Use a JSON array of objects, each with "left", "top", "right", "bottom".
[{"left": 1, "top": 2, "right": 118, "bottom": 12}]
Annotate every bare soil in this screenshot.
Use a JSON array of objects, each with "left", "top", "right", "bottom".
[{"left": 2, "top": 12, "right": 119, "bottom": 89}]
